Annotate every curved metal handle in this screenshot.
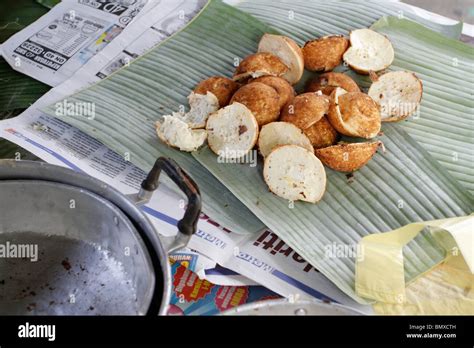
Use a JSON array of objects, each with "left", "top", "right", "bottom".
[{"left": 138, "top": 157, "right": 201, "bottom": 253}]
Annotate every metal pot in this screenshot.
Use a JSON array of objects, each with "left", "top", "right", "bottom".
[
  {"left": 0, "top": 158, "right": 201, "bottom": 315},
  {"left": 222, "top": 299, "right": 364, "bottom": 316}
]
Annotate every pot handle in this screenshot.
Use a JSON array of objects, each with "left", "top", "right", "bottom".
[{"left": 137, "top": 157, "right": 201, "bottom": 253}]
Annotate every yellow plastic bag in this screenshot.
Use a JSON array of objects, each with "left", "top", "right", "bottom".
[{"left": 356, "top": 215, "right": 474, "bottom": 314}]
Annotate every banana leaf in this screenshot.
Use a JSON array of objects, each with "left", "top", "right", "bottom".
[
  {"left": 238, "top": 0, "right": 474, "bottom": 196},
  {"left": 0, "top": 110, "right": 39, "bottom": 160},
  {"left": 41, "top": 0, "right": 473, "bottom": 302},
  {"left": 0, "top": 138, "right": 39, "bottom": 160},
  {"left": 0, "top": 0, "right": 48, "bottom": 43},
  {"left": 36, "top": 0, "right": 60, "bottom": 9},
  {"left": 372, "top": 17, "right": 474, "bottom": 196},
  {"left": 0, "top": 0, "right": 51, "bottom": 112},
  {"left": 0, "top": 58, "right": 50, "bottom": 112}
]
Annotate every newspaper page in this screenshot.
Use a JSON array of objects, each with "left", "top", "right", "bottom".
[
  {"left": 170, "top": 248, "right": 259, "bottom": 287},
  {"left": 168, "top": 261, "right": 280, "bottom": 315},
  {"left": 186, "top": 220, "right": 372, "bottom": 313},
  {"left": 0, "top": 0, "right": 189, "bottom": 86},
  {"left": 39, "top": 0, "right": 208, "bottom": 90}
]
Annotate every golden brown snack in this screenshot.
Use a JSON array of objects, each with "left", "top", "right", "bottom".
[
  {"left": 263, "top": 145, "right": 327, "bottom": 203},
  {"left": 343, "top": 29, "right": 394, "bottom": 74},
  {"left": 303, "top": 116, "right": 339, "bottom": 149},
  {"left": 206, "top": 103, "right": 259, "bottom": 159},
  {"left": 253, "top": 76, "right": 295, "bottom": 109},
  {"left": 171, "top": 92, "right": 219, "bottom": 129},
  {"left": 233, "top": 53, "right": 289, "bottom": 82},
  {"left": 302, "top": 36, "right": 349, "bottom": 72},
  {"left": 280, "top": 93, "right": 330, "bottom": 130},
  {"left": 315, "top": 141, "right": 382, "bottom": 172},
  {"left": 156, "top": 117, "right": 207, "bottom": 152},
  {"left": 258, "top": 34, "right": 304, "bottom": 85},
  {"left": 258, "top": 122, "right": 314, "bottom": 157},
  {"left": 306, "top": 72, "right": 360, "bottom": 96},
  {"left": 194, "top": 76, "right": 240, "bottom": 107},
  {"left": 368, "top": 71, "right": 423, "bottom": 122},
  {"left": 230, "top": 82, "right": 281, "bottom": 127},
  {"left": 327, "top": 88, "right": 381, "bottom": 139}
]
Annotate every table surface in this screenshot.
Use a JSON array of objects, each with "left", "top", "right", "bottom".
[
  {"left": 402, "top": 0, "right": 474, "bottom": 44},
  {"left": 402, "top": 0, "right": 474, "bottom": 25}
]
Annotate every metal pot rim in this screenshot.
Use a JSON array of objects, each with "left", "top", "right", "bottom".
[
  {"left": 0, "top": 159, "right": 171, "bottom": 315},
  {"left": 221, "top": 298, "right": 366, "bottom": 316}
]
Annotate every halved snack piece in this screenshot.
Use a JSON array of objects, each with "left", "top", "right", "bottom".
[
  {"left": 233, "top": 53, "right": 289, "bottom": 82},
  {"left": 343, "top": 29, "right": 394, "bottom": 74},
  {"left": 230, "top": 82, "right": 281, "bottom": 127},
  {"left": 303, "top": 117, "right": 339, "bottom": 149},
  {"left": 258, "top": 34, "right": 304, "bottom": 85},
  {"left": 253, "top": 76, "right": 295, "bottom": 109},
  {"left": 173, "top": 92, "right": 219, "bottom": 129},
  {"left": 306, "top": 72, "right": 360, "bottom": 96},
  {"left": 280, "top": 93, "right": 330, "bottom": 130},
  {"left": 302, "top": 35, "right": 349, "bottom": 72},
  {"left": 156, "top": 116, "right": 207, "bottom": 152},
  {"left": 258, "top": 122, "right": 314, "bottom": 157},
  {"left": 206, "top": 102, "right": 259, "bottom": 159},
  {"left": 194, "top": 76, "right": 240, "bottom": 107},
  {"left": 327, "top": 88, "right": 381, "bottom": 139},
  {"left": 315, "top": 141, "right": 382, "bottom": 172},
  {"left": 264, "top": 145, "right": 326, "bottom": 203},
  {"left": 368, "top": 71, "right": 423, "bottom": 122}
]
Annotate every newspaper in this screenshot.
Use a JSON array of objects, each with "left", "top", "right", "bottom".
[
  {"left": 0, "top": 0, "right": 206, "bottom": 86},
  {"left": 168, "top": 260, "right": 279, "bottom": 315},
  {"left": 0, "top": 0, "right": 373, "bottom": 314},
  {"left": 170, "top": 248, "right": 259, "bottom": 287}
]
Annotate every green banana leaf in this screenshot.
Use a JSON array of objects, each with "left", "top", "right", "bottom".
[
  {"left": 0, "top": 110, "right": 39, "bottom": 160},
  {"left": 0, "top": 58, "right": 50, "bottom": 112},
  {"left": 0, "top": 0, "right": 51, "bottom": 112},
  {"left": 41, "top": 0, "right": 473, "bottom": 302},
  {"left": 0, "top": 139, "right": 39, "bottom": 160},
  {"left": 238, "top": 0, "right": 474, "bottom": 196},
  {"left": 36, "top": 0, "right": 60, "bottom": 9},
  {"left": 372, "top": 17, "right": 474, "bottom": 196},
  {"left": 0, "top": 0, "right": 48, "bottom": 43}
]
